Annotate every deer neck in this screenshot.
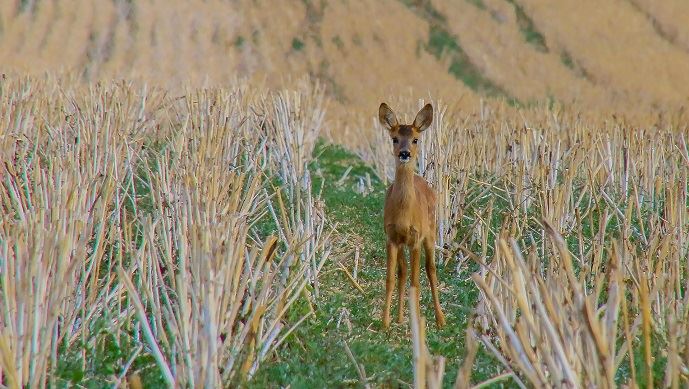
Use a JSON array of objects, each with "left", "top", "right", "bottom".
[{"left": 393, "top": 163, "right": 417, "bottom": 204}]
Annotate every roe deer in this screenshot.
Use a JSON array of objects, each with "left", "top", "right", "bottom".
[{"left": 379, "top": 102, "right": 445, "bottom": 329}]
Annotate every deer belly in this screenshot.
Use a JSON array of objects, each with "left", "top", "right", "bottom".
[{"left": 385, "top": 223, "right": 420, "bottom": 245}]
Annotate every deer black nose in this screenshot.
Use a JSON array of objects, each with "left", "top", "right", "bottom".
[{"left": 399, "top": 150, "right": 411, "bottom": 159}]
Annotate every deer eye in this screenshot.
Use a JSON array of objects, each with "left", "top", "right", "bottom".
[
  {"left": 412, "top": 138, "right": 418, "bottom": 144},
  {"left": 392, "top": 138, "right": 399, "bottom": 144}
]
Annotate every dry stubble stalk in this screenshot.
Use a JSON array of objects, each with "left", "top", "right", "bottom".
[
  {"left": 118, "top": 86, "right": 331, "bottom": 386},
  {"left": 0, "top": 77, "right": 163, "bottom": 388},
  {"left": 354, "top": 102, "right": 689, "bottom": 388},
  {"left": 0, "top": 77, "right": 332, "bottom": 387}
]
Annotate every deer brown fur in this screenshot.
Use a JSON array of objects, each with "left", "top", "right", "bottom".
[{"left": 379, "top": 102, "right": 445, "bottom": 329}]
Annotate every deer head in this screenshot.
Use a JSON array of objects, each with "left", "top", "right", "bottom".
[{"left": 378, "top": 103, "right": 433, "bottom": 165}]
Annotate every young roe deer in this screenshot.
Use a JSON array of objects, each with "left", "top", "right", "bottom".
[{"left": 379, "top": 102, "right": 445, "bottom": 329}]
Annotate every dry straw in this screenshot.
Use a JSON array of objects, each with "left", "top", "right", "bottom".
[
  {"left": 350, "top": 100, "right": 689, "bottom": 387},
  {"left": 0, "top": 76, "right": 165, "bottom": 387},
  {"left": 0, "top": 76, "right": 331, "bottom": 387},
  {"left": 117, "top": 86, "right": 332, "bottom": 386}
]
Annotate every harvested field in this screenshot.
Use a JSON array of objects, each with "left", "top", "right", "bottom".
[{"left": 1, "top": 1, "right": 688, "bottom": 387}]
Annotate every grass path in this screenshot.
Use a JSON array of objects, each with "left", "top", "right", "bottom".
[{"left": 251, "top": 143, "right": 503, "bottom": 388}]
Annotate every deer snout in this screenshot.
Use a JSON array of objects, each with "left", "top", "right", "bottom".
[{"left": 398, "top": 150, "right": 411, "bottom": 163}]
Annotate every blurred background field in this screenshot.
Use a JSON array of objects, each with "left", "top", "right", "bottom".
[
  {"left": 1, "top": 0, "right": 688, "bottom": 388},
  {"left": 3, "top": 0, "right": 689, "bottom": 115}
]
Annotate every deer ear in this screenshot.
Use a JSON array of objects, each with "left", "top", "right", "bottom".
[
  {"left": 379, "top": 103, "right": 398, "bottom": 130},
  {"left": 413, "top": 104, "right": 433, "bottom": 132}
]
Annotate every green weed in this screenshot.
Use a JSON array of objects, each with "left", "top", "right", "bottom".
[
  {"left": 292, "top": 37, "right": 305, "bottom": 51},
  {"left": 506, "top": 0, "right": 548, "bottom": 52}
]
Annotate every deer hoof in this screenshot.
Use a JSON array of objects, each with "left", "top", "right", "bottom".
[{"left": 436, "top": 313, "right": 446, "bottom": 328}]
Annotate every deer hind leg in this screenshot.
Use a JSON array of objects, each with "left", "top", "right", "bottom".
[
  {"left": 424, "top": 239, "right": 446, "bottom": 327},
  {"left": 383, "top": 241, "right": 399, "bottom": 329},
  {"left": 396, "top": 249, "right": 408, "bottom": 324}
]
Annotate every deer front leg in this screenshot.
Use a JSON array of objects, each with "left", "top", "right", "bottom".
[
  {"left": 383, "top": 241, "right": 398, "bottom": 329},
  {"left": 396, "top": 250, "right": 408, "bottom": 324},
  {"left": 424, "top": 239, "right": 446, "bottom": 327}
]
